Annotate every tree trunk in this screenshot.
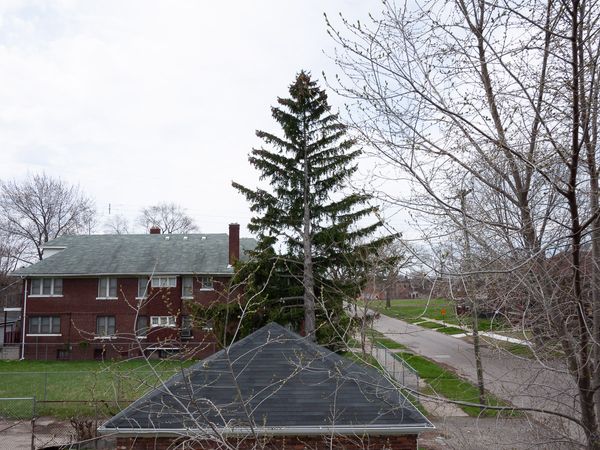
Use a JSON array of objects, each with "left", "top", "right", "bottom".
[
  {"left": 302, "top": 113, "right": 316, "bottom": 341},
  {"left": 460, "top": 189, "right": 486, "bottom": 404}
]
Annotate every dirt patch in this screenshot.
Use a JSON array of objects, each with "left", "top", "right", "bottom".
[
  {"left": 0, "top": 418, "right": 115, "bottom": 450},
  {"left": 420, "top": 416, "right": 578, "bottom": 449}
]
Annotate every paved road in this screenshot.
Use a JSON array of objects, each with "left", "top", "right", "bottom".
[{"left": 372, "top": 313, "right": 584, "bottom": 445}]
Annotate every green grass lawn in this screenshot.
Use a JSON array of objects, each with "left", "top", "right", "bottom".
[
  {"left": 367, "top": 330, "right": 407, "bottom": 350},
  {"left": 414, "top": 320, "right": 445, "bottom": 329},
  {"left": 365, "top": 298, "right": 507, "bottom": 332},
  {"left": 394, "top": 352, "right": 517, "bottom": 417},
  {"left": 348, "top": 329, "right": 407, "bottom": 350},
  {"left": 432, "top": 325, "right": 465, "bottom": 335},
  {"left": 342, "top": 351, "right": 427, "bottom": 416},
  {"left": 415, "top": 320, "right": 465, "bottom": 335},
  {"left": 342, "top": 351, "right": 383, "bottom": 370},
  {"left": 0, "top": 359, "right": 196, "bottom": 418}
]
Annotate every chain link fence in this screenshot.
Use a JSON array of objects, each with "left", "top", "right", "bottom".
[
  {"left": 373, "top": 342, "right": 420, "bottom": 396},
  {"left": 1, "top": 369, "right": 185, "bottom": 403},
  {"left": 0, "top": 397, "right": 122, "bottom": 449},
  {"left": 0, "top": 364, "right": 192, "bottom": 448},
  {"left": 0, "top": 397, "right": 35, "bottom": 449},
  {"left": 4, "top": 341, "right": 215, "bottom": 361}
]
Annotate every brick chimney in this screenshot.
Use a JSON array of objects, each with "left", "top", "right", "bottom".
[
  {"left": 229, "top": 223, "right": 240, "bottom": 265},
  {"left": 150, "top": 226, "right": 161, "bottom": 234}
]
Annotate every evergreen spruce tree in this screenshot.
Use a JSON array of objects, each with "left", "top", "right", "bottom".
[{"left": 233, "top": 71, "right": 394, "bottom": 344}]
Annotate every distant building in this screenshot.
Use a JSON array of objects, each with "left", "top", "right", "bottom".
[
  {"left": 7, "top": 224, "right": 255, "bottom": 360},
  {"left": 360, "top": 274, "right": 432, "bottom": 301}
]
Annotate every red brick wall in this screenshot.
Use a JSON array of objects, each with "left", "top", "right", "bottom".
[
  {"left": 22, "top": 275, "right": 230, "bottom": 360},
  {"left": 116, "top": 434, "right": 418, "bottom": 450}
]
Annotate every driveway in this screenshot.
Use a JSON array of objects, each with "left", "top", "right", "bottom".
[{"left": 372, "top": 313, "right": 584, "bottom": 446}]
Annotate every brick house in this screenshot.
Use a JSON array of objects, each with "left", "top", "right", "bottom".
[
  {"left": 99, "top": 322, "right": 433, "bottom": 449},
  {"left": 8, "top": 224, "right": 255, "bottom": 360}
]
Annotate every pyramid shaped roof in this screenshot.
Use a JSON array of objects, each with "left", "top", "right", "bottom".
[{"left": 99, "top": 323, "right": 432, "bottom": 437}]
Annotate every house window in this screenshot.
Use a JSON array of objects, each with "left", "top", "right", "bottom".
[
  {"left": 97, "top": 278, "right": 117, "bottom": 299},
  {"left": 136, "top": 316, "right": 149, "bottom": 337},
  {"left": 150, "top": 316, "right": 176, "bottom": 328},
  {"left": 137, "top": 277, "right": 149, "bottom": 299},
  {"left": 151, "top": 276, "right": 177, "bottom": 288},
  {"left": 96, "top": 316, "right": 116, "bottom": 336},
  {"left": 28, "top": 316, "right": 61, "bottom": 334},
  {"left": 200, "top": 276, "right": 213, "bottom": 290},
  {"left": 182, "top": 277, "right": 193, "bottom": 298},
  {"left": 181, "top": 315, "right": 192, "bottom": 338},
  {"left": 30, "top": 278, "right": 63, "bottom": 296}
]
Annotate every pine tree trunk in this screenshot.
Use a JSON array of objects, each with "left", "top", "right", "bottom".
[
  {"left": 303, "top": 214, "right": 316, "bottom": 341},
  {"left": 302, "top": 112, "right": 316, "bottom": 341}
]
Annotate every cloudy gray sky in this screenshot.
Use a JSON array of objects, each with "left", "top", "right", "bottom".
[{"left": 0, "top": 1, "right": 387, "bottom": 237}]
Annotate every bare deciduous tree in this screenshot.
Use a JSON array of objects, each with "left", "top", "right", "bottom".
[
  {"left": 0, "top": 231, "right": 29, "bottom": 274},
  {"left": 138, "top": 202, "right": 198, "bottom": 234},
  {"left": 103, "top": 214, "right": 130, "bottom": 235},
  {"left": 329, "top": 0, "right": 600, "bottom": 447},
  {"left": 0, "top": 173, "right": 95, "bottom": 261}
]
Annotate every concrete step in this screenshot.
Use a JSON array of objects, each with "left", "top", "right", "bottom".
[{"left": 0, "top": 346, "right": 20, "bottom": 360}]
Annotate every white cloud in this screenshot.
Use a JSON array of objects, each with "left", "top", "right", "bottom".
[{"left": 0, "top": 0, "right": 394, "bottom": 235}]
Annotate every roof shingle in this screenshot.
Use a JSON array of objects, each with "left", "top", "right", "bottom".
[{"left": 12, "top": 234, "right": 256, "bottom": 276}]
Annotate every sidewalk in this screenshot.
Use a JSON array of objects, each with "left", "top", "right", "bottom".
[{"left": 415, "top": 317, "right": 532, "bottom": 346}]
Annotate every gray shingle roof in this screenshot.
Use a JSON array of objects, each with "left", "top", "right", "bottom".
[
  {"left": 12, "top": 234, "right": 256, "bottom": 276},
  {"left": 99, "top": 323, "right": 432, "bottom": 436}
]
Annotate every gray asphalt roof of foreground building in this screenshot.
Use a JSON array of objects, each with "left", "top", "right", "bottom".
[{"left": 99, "top": 323, "right": 432, "bottom": 435}]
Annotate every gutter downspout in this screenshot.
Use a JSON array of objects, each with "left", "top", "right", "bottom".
[{"left": 20, "top": 278, "right": 27, "bottom": 360}]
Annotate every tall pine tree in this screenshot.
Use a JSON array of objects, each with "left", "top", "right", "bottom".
[{"left": 233, "top": 71, "right": 393, "bottom": 344}]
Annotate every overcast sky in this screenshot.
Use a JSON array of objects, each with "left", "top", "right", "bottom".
[{"left": 0, "top": 1, "right": 392, "bottom": 237}]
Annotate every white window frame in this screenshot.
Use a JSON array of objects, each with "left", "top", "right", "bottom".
[
  {"left": 151, "top": 276, "right": 177, "bottom": 288},
  {"left": 27, "top": 316, "right": 61, "bottom": 336},
  {"left": 29, "top": 278, "right": 63, "bottom": 297},
  {"left": 97, "top": 277, "right": 118, "bottom": 299},
  {"left": 137, "top": 277, "right": 150, "bottom": 299},
  {"left": 135, "top": 315, "right": 149, "bottom": 338},
  {"left": 181, "top": 276, "right": 194, "bottom": 299},
  {"left": 96, "top": 315, "right": 116, "bottom": 337},
  {"left": 150, "top": 316, "right": 176, "bottom": 328},
  {"left": 200, "top": 276, "right": 214, "bottom": 290}
]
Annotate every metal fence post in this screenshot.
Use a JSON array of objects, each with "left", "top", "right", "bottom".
[
  {"left": 31, "top": 396, "right": 36, "bottom": 450},
  {"left": 44, "top": 372, "right": 48, "bottom": 401}
]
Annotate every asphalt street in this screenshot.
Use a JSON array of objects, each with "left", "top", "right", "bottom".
[{"left": 372, "top": 313, "right": 584, "bottom": 445}]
